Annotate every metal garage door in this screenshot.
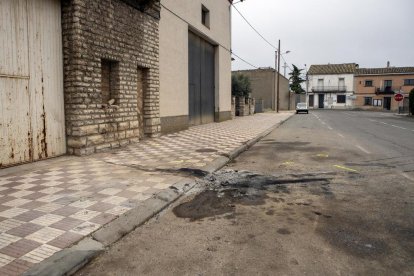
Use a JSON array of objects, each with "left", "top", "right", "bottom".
[
  {"left": 0, "top": 0, "right": 65, "bottom": 167},
  {"left": 188, "top": 32, "right": 215, "bottom": 126}
]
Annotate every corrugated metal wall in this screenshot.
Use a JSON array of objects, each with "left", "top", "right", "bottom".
[
  {"left": 0, "top": 0, "right": 65, "bottom": 167},
  {"left": 188, "top": 31, "right": 215, "bottom": 126}
]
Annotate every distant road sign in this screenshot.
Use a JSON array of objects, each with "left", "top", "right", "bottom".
[{"left": 394, "top": 93, "right": 404, "bottom": 102}]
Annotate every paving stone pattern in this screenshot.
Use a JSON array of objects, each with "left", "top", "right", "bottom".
[
  {"left": 99, "top": 113, "right": 290, "bottom": 170},
  {"left": 0, "top": 113, "right": 290, "bottom": 275}
]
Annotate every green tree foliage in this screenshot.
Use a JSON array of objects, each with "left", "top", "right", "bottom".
[
  {"left": 232, "top": 74, "right": 252, "bottom": 97},
  {"left": 289, "top": 64, "right": 305, "bottom": 94},
  {"left": 409, "top": 88, "right": 414, "bottom": 115}
]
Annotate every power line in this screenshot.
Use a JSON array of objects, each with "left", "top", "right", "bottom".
[
  {"left": 232, "top": 3, "right": 294, "bottom": 72},
  {"left": 160, "top": 3, "right": 259, "bottom": 69},
  {"left": 231, "top": 4, "right": 277, "bottom": 51},
  {"left": 231, "top": 52, "right": 258, "bottom": 69}
]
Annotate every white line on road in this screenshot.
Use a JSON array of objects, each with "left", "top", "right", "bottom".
[
  {"left": 390, "top": 124, "right": 407, "bottom": 130},
  {"left": 356, "top": 145, "right": 371, "bottom": 154},
  {"left": 337, "top": 133, "right": 344, "bottom": 138},
  {"left": 401, "top": 173, "right": 414, "bottom": 182},
  {"left": 369, "top": 119, "right": 412, "bottom": 131},
  {"left": 327, "top": 126, "right": 333, "bottom": 130}
]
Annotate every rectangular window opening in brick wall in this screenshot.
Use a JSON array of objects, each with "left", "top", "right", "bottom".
[
  {"left": 364, "top": 97, "right": 372, "bottom": 106},
  {"left": 137, "top": 66, "right": 149, "bottom": 139},
  {"left": 101, "top": 59, "right": 119, "bottom": 104}
]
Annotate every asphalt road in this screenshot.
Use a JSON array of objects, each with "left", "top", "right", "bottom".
[{"left": 78, "top": 110, "right": 414, "bottom": 276}]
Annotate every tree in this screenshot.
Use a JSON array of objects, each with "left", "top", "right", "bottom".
[
  {"left": 409, "top": 88, "right": 414, "bottom": 116},
  {"left": 232, "top": 74, "right": 252, "bottom": 97},
  {"left": 289, "top": 64, "right": 305, "bottom": 94}
]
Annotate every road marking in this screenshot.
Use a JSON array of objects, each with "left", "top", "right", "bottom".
[
  {"left": 337, "top": 133, "right": 345, "bottom": 138},
  {"left": 356, "top": 145, "right": 371, "bottom": 154},
  {"left": 282, "top": 161, "right": 295, "bottom": 165},
  {"left": 316, "top": 154, "right": 329, "bottom": 158},
  {"left": 327, "top": 126, "right": 333, "bottom": 130},
  {"left": 370, "top": 120, "right": 411, "bottom": 131},
  {"left": 334, "top": 165, "right": 358, "bottom": 173},
  {"left": 401, "top": 173, "right": 414, "bottom": 182},
  {"left": 390, "top": 124, "right": 407, "bottom": 130}
]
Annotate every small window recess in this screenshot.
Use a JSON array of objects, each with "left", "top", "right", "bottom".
[
  {"left": 202, "top": 5, "right": 210, "bottom": 28},
  {"left": 101, "top": 59, "right": 119, "bottom": 108}
]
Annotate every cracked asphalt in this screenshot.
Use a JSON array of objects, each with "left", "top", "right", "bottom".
[{"left": 78, "top": 110, "right": 414, "bottom": 276}]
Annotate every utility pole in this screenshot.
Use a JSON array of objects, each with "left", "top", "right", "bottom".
[
  {"left": 276, "top": 39, "right": 281, "bottom": 113},
  {"left": 273, "top": 51, "right": 277, "bottom": 111}
]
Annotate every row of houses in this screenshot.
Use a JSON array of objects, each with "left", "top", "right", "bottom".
[
  {"left": 307, "top": 63, "right": 414, "bottom": 111},
  {"left": 0, "top": 0, "right": 233, "bottom": 167}
]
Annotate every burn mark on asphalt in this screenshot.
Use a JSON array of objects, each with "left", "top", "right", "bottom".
[
  {"left": 345, "top": 162, "right": 396, "bottom": 169},
  {"left": 173, "top": 170, "right": 332, "bottom": 221},
  {"left": 173, "top": 188, "right": 269, "bottom": 221},
  {"left": 277, "top": 228, "right": 292, "bottom": 235}
]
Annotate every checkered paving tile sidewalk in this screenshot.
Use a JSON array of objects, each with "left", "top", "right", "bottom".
[
  {"left": 98, "top": 113, "right": 291, "bottom": 170},
  {"left": 0, "top": 113, "right": 291, "bottom": 275}
]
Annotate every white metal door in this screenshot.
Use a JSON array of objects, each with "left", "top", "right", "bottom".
[{"left": 0, "top": 0, "right": 65, "bottom": 167}]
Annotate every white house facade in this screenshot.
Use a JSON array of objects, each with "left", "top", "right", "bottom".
[{"left": 307, "top": 63, "right": 358, "bottom": 109}]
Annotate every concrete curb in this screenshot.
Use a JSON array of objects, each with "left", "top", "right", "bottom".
[
  {"left": 23, "top": 238, "right": 103, "bottom": 276},
  {"left": 23, "top": 113, "right": 293, "bottom": 276}
]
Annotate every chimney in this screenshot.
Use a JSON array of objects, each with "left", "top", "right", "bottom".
[{"left": 387, "top": 61, "right": 390, "bottom": 68}]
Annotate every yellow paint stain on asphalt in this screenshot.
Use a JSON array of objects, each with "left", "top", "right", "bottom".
[
  {"left": 334, "top": 165, "right": 358, "bottom": 173},
  {"left": 316, "top": 153, "right": 329, "bottom": 158},
  {"left": 282, "top": 161, "right": 295, "bottom": 165}
]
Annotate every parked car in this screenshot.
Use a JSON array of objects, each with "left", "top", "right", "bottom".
[{"left": 296, "top": 103, "right": 308, "bottom": 114}]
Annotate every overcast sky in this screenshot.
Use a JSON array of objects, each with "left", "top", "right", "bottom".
[{"left": 231, "top": 0, "right": 414, "bottom": 74}]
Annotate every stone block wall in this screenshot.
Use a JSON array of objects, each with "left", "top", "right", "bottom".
[
  {"left": 235, "top": 97, "right": 249, "bottom": 116},
  {"left": 235, "top": 97, "right": 256, "bottom": 116},
  {"left": 249, "top": 98, "right": 256, "bottom": 115},
  {"left": 62, "top": 0, "right": 161, "bottom": 155}
]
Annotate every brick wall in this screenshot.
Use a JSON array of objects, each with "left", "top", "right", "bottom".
[{"left": 62, "top": 0, "right": 161, "bottom": 155}]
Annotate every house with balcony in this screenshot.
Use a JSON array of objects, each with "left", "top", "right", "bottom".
[
  {"left": 354, "top": 66, "right": 414, "bottom": 111},
  {"left": 306, "top": 63, "right": 358, "bottom": 109}
]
